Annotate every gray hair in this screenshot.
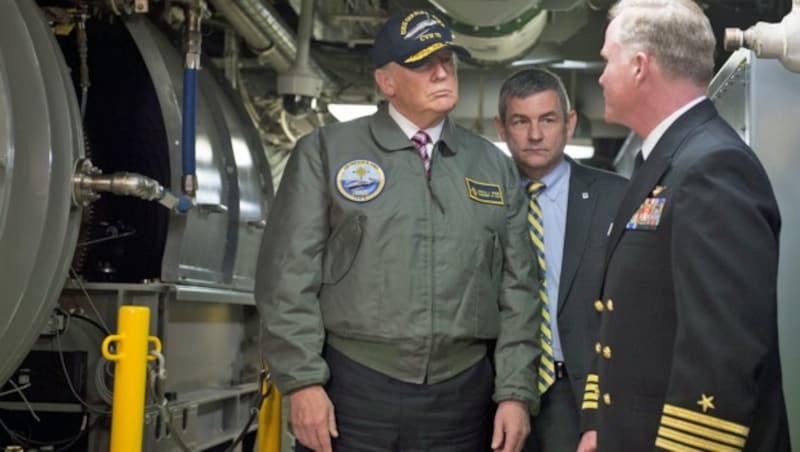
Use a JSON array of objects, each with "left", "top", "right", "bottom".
[
  {"left": 497, "top": 68, "right": 571, "bottom": 122},
  {"left": 609, "top": 0, "right": 716, "bottom": 86}
]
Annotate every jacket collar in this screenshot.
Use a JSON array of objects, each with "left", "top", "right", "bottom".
[{"left": 369, "top": 103, "right": 462, "bottom": 154}]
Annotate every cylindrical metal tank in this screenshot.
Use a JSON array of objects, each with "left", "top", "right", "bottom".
[
  {"left": 0, "top": 0, "right": 83, "bottom": 386},
  {"left": 0, "top": 0, "right": 273, "bottom": 449}
]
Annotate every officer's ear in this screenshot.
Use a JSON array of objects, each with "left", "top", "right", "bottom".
[
  {"left": 632, "top": 51, "right": 649, "bottom": 84},
  {"left": 374, "top": 66, "right": 396, "bottom": 97}
]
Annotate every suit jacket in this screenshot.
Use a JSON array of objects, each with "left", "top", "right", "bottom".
[
  {"left": 557, "top": 158, "right": 627, "bottom": 409},
  {"left": 580, "top": 100, "right": 791, "bottom": 451}
]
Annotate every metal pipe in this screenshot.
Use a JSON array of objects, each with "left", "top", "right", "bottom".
[
  {"left": 181, "top": 1, "right": 203, "bottom": 197},
  {"left": 236, "top": 0, "right": 296, "bottom": 60},
  {"left": 76, "top": 8, "right": 90, "bottom": 120},
  {"left": 277, "top": 0, "right": 323, "bottom": 116},
  {"left": 724, "top": 0, "right": 800, "bottom": 73},
  {"left": 216, "top": 0, "right": 332, "bottom": 86},
  {"left": 209, "top": 0, "right": 293, "bottom": 72},
  {"left": 295, "top": 0, "right": 313, "bottom": 70},
  {"left": 102, "top": 306, "right": 162, "bottom": 452},
  {"left": 72, "top": 158, "right": 193, "bottom": 213}
]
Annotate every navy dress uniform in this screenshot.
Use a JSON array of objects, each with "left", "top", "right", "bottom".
[{"left": 580, "top": 99, "right": 791, "bottom": 451}]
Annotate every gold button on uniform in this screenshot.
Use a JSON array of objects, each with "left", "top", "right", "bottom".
[
  {"left": 594, "top": 300, "right": 604, "bottom": 312},
  {"left": 606, "top": 299, "right": 614, "bottom": 311},
  {"left": 603, "top": 346, "right": 612, "bottom": 359},
  {"left": 595, "top": 342, "right": 602, "bottom": 354},
  {"left": 603, "top": 393, "right": 612, "bottom": 405}
]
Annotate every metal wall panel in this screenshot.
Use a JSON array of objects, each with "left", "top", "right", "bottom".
[
  {"left": 709, "top": 49, "right": 799, "bottom": 442},
  {"left": 125, "top": 17, "right": 272, "bottom": 291}
]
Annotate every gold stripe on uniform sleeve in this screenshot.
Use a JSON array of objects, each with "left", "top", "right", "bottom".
[
  {"left": 657, "top": 427, "right": 740, "bottom": 452},
  {"left": 663, "top": 404, "right": 750, "bottom": 438},
  {"left": 655, "top": 437, "right": 703, "bottom": 452},
  {"left": 581, "top": 375, "right": 600, "bottom": 411},
  {"left": 661, "top": 415, "right": 746, "bottom": 448}
]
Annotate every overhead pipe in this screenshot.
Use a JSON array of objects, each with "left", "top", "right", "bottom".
[
  {"left": 724, "top": 0, "right": 800, "bottom": 73},
  {"left": 211, "top": 0, "right": 332, "bottom": 86},
  {"left": 236, "top": 0, "right": 297, "bottom": 63},
  {"left": 208, "top": 0, "right": 293, "bottom": 72},
  {"left": 277, "top": 0, "right": 322, "bottom": 117}
]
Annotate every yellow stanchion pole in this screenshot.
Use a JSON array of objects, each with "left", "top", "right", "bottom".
[
  {"left": 256, "top": 378, "right": 282, "bottom": 452},
  {"left": 102, "top": 306, "right": 162, "bottom": 452}
]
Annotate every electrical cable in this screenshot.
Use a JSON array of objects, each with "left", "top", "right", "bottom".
[
  {"left": 94, "top": 359, "right": 114, "bottom": 405},
  {"left": 147, "top": 351, "right": 193, "bottom": 452},
  {"left": 222, "top": 403, "right": 260, "bottom": 452},
  {"left": 54, "top": 324, "right": 111, "bottom": 416},
  {"left": 52, "top": 414, "right": 93, "bottom": 452},
  {"left": 6, "top": 380, "right": 40, "bottom": 422},
  {"left": 221, "top": 327, "right": 272, "bottom": 452},
  {"left": 222, "top": 376, "right": 266, "bottom": 452},
  {"left": 51, "top": 306, "right": 116, "bottom": 409},
  {"left": 68, "top": 267, "right": 113, "bottom": 334},
  {"left": 0, "top": 412, "right": 102, "bottom": 451},
  {"left": 0, "top": 382, "right": 31, "bottom": 399},
  {"left": 69, "top": 311, "right": 111, "bottom": 336}
]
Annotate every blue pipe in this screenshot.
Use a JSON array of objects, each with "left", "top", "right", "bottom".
[{"left": 181, "top": 66, "right": 198, "bottom": 196}]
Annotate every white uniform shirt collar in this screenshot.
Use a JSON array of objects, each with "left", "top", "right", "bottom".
[
  {"left": 641, "top": 96, "right": 705, "bottom": 160},
  {"left": 388, "top": 103, "right": 444, "bottom": 143}
]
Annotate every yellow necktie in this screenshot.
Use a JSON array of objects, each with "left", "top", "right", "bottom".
[{"left": 528, "top": 181, "right": 555, "bottom": 394}]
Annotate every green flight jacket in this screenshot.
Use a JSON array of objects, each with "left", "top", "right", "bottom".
[{"left": 255, "top": 105, "right": 541, "bottom": 413}]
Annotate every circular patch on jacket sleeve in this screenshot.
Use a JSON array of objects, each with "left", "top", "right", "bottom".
[{"left": 335, "top": 159, "right": 386, "bottom": 202}]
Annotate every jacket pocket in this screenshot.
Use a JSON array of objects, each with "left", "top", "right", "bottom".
[
  {"left": 321, "top": 214, "right": 364, "bottom": 284},
  {"left": 475, "top": 232, "right": 503, "bottom": 337}
]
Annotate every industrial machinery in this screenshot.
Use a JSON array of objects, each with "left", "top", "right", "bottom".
[
  {"left": 0, "top": 0, "right": 272, "bottom": 449},
  {"left": 0, "top": 0, "right": 796, "bottom": 450}
]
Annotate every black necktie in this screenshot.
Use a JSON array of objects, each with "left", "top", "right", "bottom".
[{"left": 632, "top": 150, "right": 644, "bottom": 177}]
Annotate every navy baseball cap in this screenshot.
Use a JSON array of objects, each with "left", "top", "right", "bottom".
[{"left": 371, "top": 10, "right": 471, "bottom": 69}]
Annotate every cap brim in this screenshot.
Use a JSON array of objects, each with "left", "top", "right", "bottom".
[{"left": 400, "top": 42, "right": 471, "bottom": 68}]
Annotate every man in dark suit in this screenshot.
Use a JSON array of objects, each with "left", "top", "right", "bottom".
[
  {"left": 577, "top": 1, "right": 791, "bottom": 451},
  {"left": 494, "top": 68, "right": 627, "bottom": 452}
]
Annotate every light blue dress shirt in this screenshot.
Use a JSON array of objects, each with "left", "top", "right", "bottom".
[{"left": 524, "top": 158, "right": 570, "bottom": 362}]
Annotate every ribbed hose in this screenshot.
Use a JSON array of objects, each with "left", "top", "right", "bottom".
[
  {"left": 181, "top": 66, "right": 198, "bottom": 195},
  {"left": 181, "top": 2, "right": 203, "bottom": 197}
]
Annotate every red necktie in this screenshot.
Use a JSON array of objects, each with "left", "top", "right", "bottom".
[{"left": 411, "top": 130, "right": 431, "bottom": 176}]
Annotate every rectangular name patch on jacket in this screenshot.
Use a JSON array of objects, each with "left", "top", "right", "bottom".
[
  {"left": 626, "top": 197, "right": 665, "bottom": 230},
  {"left": 465, "top": 178, "right": 504, "bottom": 206}
]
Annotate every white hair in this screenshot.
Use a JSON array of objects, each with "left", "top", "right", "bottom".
[{"left": 610, "top": 0, "right": 716, "bottom": 86}]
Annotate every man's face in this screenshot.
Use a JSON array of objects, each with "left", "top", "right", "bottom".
[
  {"left": 599, "top": 18, "right": 635, "bottom": 126},
  {"left": 495, "top": 89, "right": 576, "bottom": 180},
  {"left": 378, "top": 50, "right": 458, "bottom": 124}
]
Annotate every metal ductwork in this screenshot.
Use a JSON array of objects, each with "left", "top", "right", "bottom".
[
  {"left": 210, "top": 0, "right": 331, "bottom": 86},
  {"left": 426, "top": 0, "right": 548, "bottom": 64},
  {"left": 210, "top": 0, "right": 292, "bottom": 71}
]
